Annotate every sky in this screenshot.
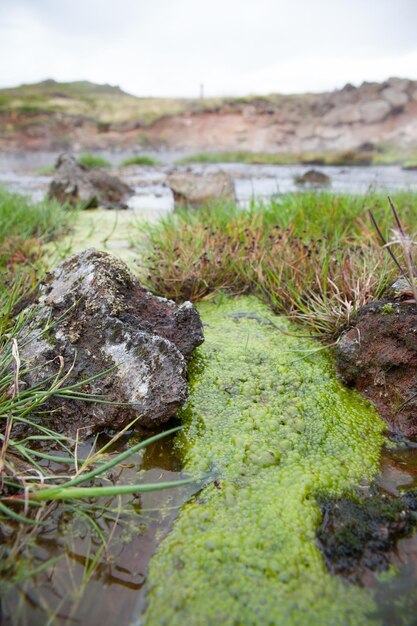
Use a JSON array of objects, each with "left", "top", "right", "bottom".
[{"left": 1, "top": 0, "right": 417, "bottom": 98}]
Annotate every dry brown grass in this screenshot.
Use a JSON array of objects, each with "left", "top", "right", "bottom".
[{"left": 140, "top": 196, "right": 397, "bottom": 338}]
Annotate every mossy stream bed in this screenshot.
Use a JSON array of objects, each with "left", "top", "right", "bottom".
[
  {"left": 142, "top": 296, "right": 388, "bottom": 626},
  {"left": 3, "top": 296, "right": 417, "bottom": 625}
]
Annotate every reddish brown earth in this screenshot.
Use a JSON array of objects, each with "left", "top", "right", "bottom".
[
  {"left": 335, "top": 301, "right": 417, "bottom": 438},
  {"left": 1, "top": 77, "right": 417, "bottom": 155}
]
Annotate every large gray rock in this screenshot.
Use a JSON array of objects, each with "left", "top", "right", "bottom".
[
  {"left": 21, "top": 249, "right": 204, "bottom": 437},
  {"left": 48, "top": 153, "right": 133, "bottom": 209},
  {"left": 168, "top": 171, "right": 235, "bottom": 208}
]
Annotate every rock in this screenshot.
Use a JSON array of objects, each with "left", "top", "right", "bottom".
[
  {"left": 381, "top": 87, "right": 409, "bottom": 108},
  {"left": 296, "top": 123, "right": 316, "bottom": 139},
  {"left": 167, "top": 171, "right": 235, "bottom": 208},
  {"left": 20, "top": 249, "right": 204, "bottom": 437},
  {"left": 359, "top": 100, "right": 391, "bottom": 124},
  {"left": 386, "top": 77, "right": 410, "bottom": 92},
  {"left": 403, "top": 162, "right": 417, "bottom": 171},
  {"left": 322, "top": 105, "right": 361, "bottom": 126},
  {"left": 334, "top": 300, "right": 417, "bottom": 437},
  {"left": 48, "top": 153, "right": 133, "bottom": 209},
  {"left": 294, "top": 169, "right": 331, "bottom": 187}
]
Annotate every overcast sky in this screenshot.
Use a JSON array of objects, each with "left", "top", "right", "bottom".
[{"left": 1, "top": 0, "right": 417, "bottom": 98}]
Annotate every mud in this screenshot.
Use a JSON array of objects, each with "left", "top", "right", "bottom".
[
  {"left": 335, "top": 300, "right": 417, "bottom": 438},
  {"left": 317, "top": 491, "right": 416, "bottom": 584}
]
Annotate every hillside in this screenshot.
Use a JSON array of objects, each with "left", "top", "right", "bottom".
[{"left": 1, "top": 78, "right": 417, "bottom": 160}]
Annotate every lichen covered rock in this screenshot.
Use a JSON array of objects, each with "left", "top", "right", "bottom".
[
  {"left": 21, "top": 248, "right": 204, "bottom": 437},
  {"left": 143, "top": 297, "right": 385, "bottom": 626}
]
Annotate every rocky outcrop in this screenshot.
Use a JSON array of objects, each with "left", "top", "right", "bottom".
[
  {"left": 167, "top": 171, "right": 235, "bottom": 208},
  {"left": 1, "top": 77, "right": 417, "bottom": 156},
  {"left": 48, "top": 153, "right": 133, "bottom": 209},
  {"left": 20, "top": 249, "right": 204, "bottom": 437},
  {"left": 334, "top": 299, "right": 417, "bottom": 437}
]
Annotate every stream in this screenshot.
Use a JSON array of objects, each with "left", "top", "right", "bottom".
[
  {"left": 1, "top": 152, "right": 417, "bottom": 219},
  {"left": 2, "top": 155, "right": 417, "bottom": 625}
]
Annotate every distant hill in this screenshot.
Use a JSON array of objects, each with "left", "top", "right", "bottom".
[
  {"left": 0, "top": 78, "right": 416, "bottom": 161},
  {"left": 0, "top": 78, "right": 197, "bottom": 125}
]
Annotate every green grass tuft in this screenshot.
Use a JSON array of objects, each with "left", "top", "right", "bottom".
[
  {"left": 120, "top": 155, "right": 162, "bottom": 167},
  {"left": 35, "top": 165, "right": 55, "bottom": 176},
  {"left": 138, "top": 191, "right": 417, "bottom": 338},
  {"left": 77, "top": 153, "right": 111, "bottom": 169},
  {"left": 0, "top": 187, "right": 70, "bottom": 270}
]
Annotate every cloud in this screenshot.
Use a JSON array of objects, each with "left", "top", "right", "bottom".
[{"left": 0, "top": 0, "right": 416, "bottom": 96}]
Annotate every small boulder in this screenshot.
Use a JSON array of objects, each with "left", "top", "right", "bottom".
[
  {"left": 20, "top": 249, "right": 204, "bottom": 437},
  {"left": 48, "top": 153, "right": 133, "bottom": 209},
  {"left": 294, "top": 169, "right": 331, "bottom": 187},
  {"left": 167, "top": 171, "right": 235, "bottom": 208}
]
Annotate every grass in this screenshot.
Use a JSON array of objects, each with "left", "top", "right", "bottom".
[
  {"left": 77, "top": 153, "right": 111, "bottom": 169},
  {"left": 120, "top": 155, "right": 162, "bottom": 167},
  {"left": 0, "top": 187, "right": 69, "bottom": 246},
  {"left": 177, "top": 152, "right": 300, "bottom": 165},
  {"left": 138, "top": 191, "right": 417, "bottom": 338},
  {"left": 35, "top": 164, "right": 55, "bottom": 176},
  {"left": 177, "top": 149, "right": 417, "bottom": 167},
  {"left": 0, "top": 186, "right": 72, "bottom": 290}
]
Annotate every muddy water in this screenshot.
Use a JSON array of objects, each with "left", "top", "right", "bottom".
[
  {"left": 1, "top": 152, "right": 417, "bottom": 218},
  {"left": 364, "top": 444, "right": 417, "bottom": 625},
  {"left": 1, "top": 429, "right": 199, "bottom": 626}
]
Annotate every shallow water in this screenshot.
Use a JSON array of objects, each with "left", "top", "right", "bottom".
[
  {"left": 1, "top": 152, "right": 417, "bottom": 219},
  {"left": 0, "top": 430, "right": 198, "bottom": 626}
]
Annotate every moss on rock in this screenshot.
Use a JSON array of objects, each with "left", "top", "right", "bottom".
[{"left": 143, "top": 297, "right": 386, "bottom": 626}]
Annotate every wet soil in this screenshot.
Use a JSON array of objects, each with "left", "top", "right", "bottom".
[
  {"left": 335, "top": 301, "right": 417, "bottom": 438},
  {"left": 317, "top": 492, "right": 415, "bottom": 584}
]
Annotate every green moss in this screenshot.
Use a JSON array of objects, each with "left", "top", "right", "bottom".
[
  {"left": 381, "top": 303, "right": 395, "bottom": 316},
  {"left": 143, "top": 297, "right": 386, "bottom": 626}
]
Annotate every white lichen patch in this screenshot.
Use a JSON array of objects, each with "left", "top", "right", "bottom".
[
  {"left": 41, "top": 261, "right": 96, "bottom": 307},
  {"left": 103, "top": 337, "right": 151, "bottom": 402}
]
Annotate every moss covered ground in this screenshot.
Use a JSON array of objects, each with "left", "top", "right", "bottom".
[{"left": 143, "top": 296, "right": 386, "bottom": 626}]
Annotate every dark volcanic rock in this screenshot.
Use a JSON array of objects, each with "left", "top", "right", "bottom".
[
  {"left": 317, "top": 493, "right": 415, "bottom": 584},
  {"left": 21, "top": 248, "right": 204, "bottom": 437},
  {"left": 294, "top": 169, "right": 331, "bottom": 187},
  {"left": 48, "top": 153, "right": 133, "bottom": 209},
  {"left": 334, "top": 300, "right": 417, "bottom": 437}
]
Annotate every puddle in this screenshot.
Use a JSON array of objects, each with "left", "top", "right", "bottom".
[{"left": 0, "top": 429, "right": 196, "bottom": 626}]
